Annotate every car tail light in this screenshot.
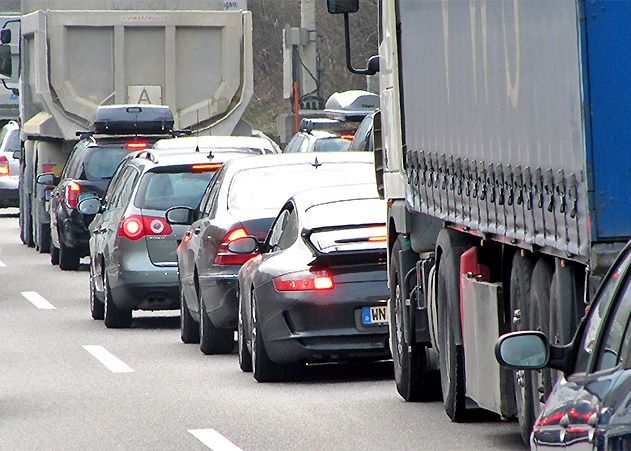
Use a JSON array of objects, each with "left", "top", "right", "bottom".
[
  {"left": 65, "top": 181, "right": 81, "bottom": 208},
  {"left": 125, "top": 141, "right": 148, "bottom": 150},
  {"left": 118, "top": 215, "right": 172, "bottom": 240},
  {"left": 339, "top": 133, "right": 355, "bottom": 141},
  {"left": 0, "top": 155, "right": 8, "bottom": 176},
  {"left": 367, "top": 225, "right": 387, "bottom": 242},
  {"left": 213, "top": 226, "right": 259, "bottom": 265},
  {"left": 191, "top": 163, "right": 223, "bottom": 173},
  {"left": 273, "top": 269, "right": 335, "bottom": 291}
]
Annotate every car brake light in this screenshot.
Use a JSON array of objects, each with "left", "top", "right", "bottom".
[
  {"left": 65, "top": 182, "right": 81, "bottom": 208},
  {"left": 0, "top": 155, "right": 8, "bottom": 176},
  {"left": 273, "top": 269, "right": 335, "bottom": 291},
  {"left": 339, "top": 133, "right": 355, "bottom": 141},
  {"left": 213, "top": 227, "right": 258, "bottom": 265},
  {"left": 118, "top": 215, "right": 172, "bottom": 240},
  {"left": 126, "top": 141, "right": 148, "bottom": 150},
  {"left": 191, "top": 163, "right": 223, "bottom": 173}
]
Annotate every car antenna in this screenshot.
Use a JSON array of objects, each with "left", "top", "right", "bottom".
[
  {"left": 195, "top": 109, "right": 200, "bottom": 152},
  {"left": 311, "top": 156, "right": 322, "bottom": 169}
]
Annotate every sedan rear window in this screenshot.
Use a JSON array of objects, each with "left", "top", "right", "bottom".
[
  {"left": 135, "top": 170, "right": 216, "bottom": 210},
  {"left": 84, "top": 148, "right": 130, "bottom": 180},
  {"left": 313, "top": 138, "right": 351, "bottom": 152},
  {"left": 228, "top": 163, "right": 373, "bottom": 210}
]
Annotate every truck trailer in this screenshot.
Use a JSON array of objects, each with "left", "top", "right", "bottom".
[
  {"left": 0, "top": 0, "right": 252, "bottom": 252},
  {"left": 328, "top": 0, "right": 631, "bottom": 443}
]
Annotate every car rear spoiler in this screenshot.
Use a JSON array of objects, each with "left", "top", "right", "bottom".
[{"left": 302, "top": 223, "right": 387, "bottom": 266}]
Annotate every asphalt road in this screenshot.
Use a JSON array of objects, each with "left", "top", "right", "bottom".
[{"left": 0, "top": 210, "right": 526, "bottom": 450}]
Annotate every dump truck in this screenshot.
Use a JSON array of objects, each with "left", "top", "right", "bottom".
[
  {"left": 0, "top": 0, "right": 252, "bottom": 251},
  {"left": 328, "top": 0, "right": 631, "bottom": 444}
]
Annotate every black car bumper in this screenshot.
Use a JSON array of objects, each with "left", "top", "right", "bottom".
[
  {"left": 59, "top": 212, "right": 94, "bottom": 255},
  {"left": 255, "top": 279, "right": 390, "bottom": 365}
]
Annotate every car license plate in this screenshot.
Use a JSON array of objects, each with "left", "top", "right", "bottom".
[{"left": 361, "top": 306, "right": 388, "bottom": 326}]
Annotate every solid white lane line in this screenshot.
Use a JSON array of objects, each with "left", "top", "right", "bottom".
[
  {"left": 82, "top": 345, "right": 134, "bottom": 373},
  {"left": 21, "top": 291, "right": 55, "bottom": 310},
  {"left": 0, "top": 260, "right": 6, "bottom": 267},
  {"left": 188, "top": 429, "right": 242, "bottom": 451}
]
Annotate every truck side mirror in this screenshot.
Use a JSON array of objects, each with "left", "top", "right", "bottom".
[
  {"left": 0, "top": 44, "right": 12, "bottom": 79},
  {"left": 0, "top": 29, "right": 10, "bottom": 44},
  {"left": 327, "top": 0, "right": 359, "bottom": 14}
]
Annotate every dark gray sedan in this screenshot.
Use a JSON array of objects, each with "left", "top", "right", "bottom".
[
  {"left": 168, "top": 152, "right": 376, "bottom": 355},
  {"left": 232, "top": 184, "right": 390, "bottom": 382}
]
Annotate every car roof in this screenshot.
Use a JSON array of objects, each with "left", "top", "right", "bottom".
[
  {"left": 222, "top": 151, "right": 373, "bottom": 173},
  {"left": 127, "top": 150, "right": 250, "bottom": 169},
  {"left": 306, "top": 130, "right": 344, "bottom": 139},
  {"left": 290, "top": 183, "right": 380, "bottom": 212},
  {"left": 152, "top": 135, "right": 278, "bottom": 153}
]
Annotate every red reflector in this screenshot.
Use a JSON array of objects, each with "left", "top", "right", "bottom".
[
  {"left": 213, "top": 227, "right": 258, "bottom": 266},
  {"left": 191, "top": 163, "right": 223, "bottom": 173},
  {"left": 126, "top": 141, "right": 149, "bottom": 150},
  {"left": 273, "top": 270, "right": 335, "bottom": 291},
  {"left": 65, "top": 181, "right": 81, "bottom": 209}
]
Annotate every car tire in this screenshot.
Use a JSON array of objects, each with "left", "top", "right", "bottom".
[
  {"left": 36, "top": 221, "right": 51, "bottom": 254},
  {"left": 251, "top": 293, "right": 285, "bottom": 382},
  {"left": 199, "top": 295, "right": 234, "bottom": 355},
  {"left": 180, "top": 286, "right": 199, "bottom": 344},
  {"left": 390, "top": 239, "right": 433, "bottom": 402},
  {"left": 89, "top": 272, "right": 104, "bottom": 320},
  {"left": 528, "top": 258, "right": 554, "bottom": 422},
  {"left": 50, "top": 244, "right": 60, "bottom": 266},
  {"left": 436, "top": 229, "right": 472, "bottom": 422},
  {"left": 238, "top": 293, "right": 253, "bottom": 373},
  {"left": 103, "top": 272, "right": 132, "bottom": 329},
  {"left": 509, "top": 251, "right": 536, "bottom": 444},
  {"left": 59, "top": 238, "right": 80, "bottom": 270}
]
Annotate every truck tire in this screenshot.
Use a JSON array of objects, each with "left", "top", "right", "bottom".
[
  {"left": 199, "top": 295, "right": 234, "bottom": 355},
  {"left": 103, "top": 272, "right": 132, "bottom": 329},
  {"left": 389, "top": 239, "right": 431, "bottom": 401},
  {"left": 59, "top": 238, "right": 80, "bottom": 270},
  {"left": 36, "top": 221, "right": 51, "bottom": 254},
  {"left": 435, "top": 229, "right": 473, "bottom": 422},
  {"left": 528, "top": 259, "right": 554, "bottom": 421},
  {"left": 180, "top": 287, "right": 199, "bottom": 344},
  {"left": 509, "top": 251, "right": 536, "bottom": 444},
  {"left": 19, "top": 186, "right": 34, "bottom": 247}
]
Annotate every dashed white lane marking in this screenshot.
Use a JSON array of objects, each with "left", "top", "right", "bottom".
[
  {"left": 0, "top": 260, "right": 6, "bottom": 267},
  {"left": 189, "top": 429, "right": 242, "bottom": 451},
  {"left": 21, "top": 291, "right": 55, "bottom": 309},
  {"left": 82, "top": 345, "right": 134, "bottom": 373}
]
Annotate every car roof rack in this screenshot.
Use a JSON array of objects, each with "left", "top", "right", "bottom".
[
  {"left": 134, "top": 150, "right": 159, "bottom": 164},
  {"left": 92, "top": 105, "right": 174, "bottom": 135}
]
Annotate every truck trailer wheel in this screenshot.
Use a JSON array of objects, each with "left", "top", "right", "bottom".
[
  {"left": 435, "top": 229, "right": 472, "bottom": 422},
  {"left": 20, "top": 190, "right": 34, "bottom": 247},
  {"left": 389, "top": 239, "right": 431, "bottom": 401},
  {"left": 509, "top": 251, "right": 536, "bottom": 444},
  {"left": 528, "top": 259, "right": 554, "bottom": 421}
]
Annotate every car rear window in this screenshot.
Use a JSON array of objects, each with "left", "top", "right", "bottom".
[
  {"left": 313, "top": 138, "right": 351, "bottom": 152},
  {"left": 6, "top": 130, "right": 20, "bottom": 152},
  {"left": 84, "top": 147, "right": 130, "bottom": 180},
  {"left": 228, "top": 162, "right": 373, "bottom": 211},
  {"left": 134, "top": 170, "right": 216, "bottom": 210},
  {"left": 305, "top": 198, "right": 385, "bottom": 229}
]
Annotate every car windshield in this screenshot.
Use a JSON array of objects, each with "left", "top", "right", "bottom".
[
  {"left": 313, "top": 138, "right": 351, "bottom": 152},
  {"left": 84, "top": 148, "right": 130, "bottom": 180},
  {"left": 228, "top": 162, "right": 373, "bottom": 211},
  {"left": 135, "top": 170, "right": 216, "bottom": 210}
]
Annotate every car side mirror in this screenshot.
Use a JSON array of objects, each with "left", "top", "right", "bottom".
[
  {"left": 327, "top": 0, "right": 359, "bottom": 14},
  {"left": 227, "top": 236, "right": 258, "bottom": 254},
  {"left": 36, "top": 172, "right": 56, "bottom": 185},
  {"left": 495, "top": 331, "right": 550, "bottom": 370},
  {"left": 165, "top": 206, "right": 194, "bottom": 225},
  {"left": 77, "top": 197, "right": 102, "bottom": 215},
  {"left": 0, "top": 29, "right": 11, "bottom": 44},
  {"left": 12, "top": 149, "right": 20, "bottom": 160}
]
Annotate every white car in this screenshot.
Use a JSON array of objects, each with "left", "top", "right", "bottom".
[{"left": 0, "top": 120, "right": 20, "bottom": 207}]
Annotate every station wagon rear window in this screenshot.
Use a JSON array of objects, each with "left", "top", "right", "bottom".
[
  {"left": 134, "top": 170, "right": 216, "bottom": 210},
  {"left": 84, "top": 147, "right": 130, "bottom": 180}
]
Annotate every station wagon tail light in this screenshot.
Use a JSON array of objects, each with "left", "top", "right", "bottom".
[
  {"left": 273, "top": 269, "right": 335, "bottom": 291},
  {"left": 191, "top": 163, "right": 223, "bottom": 173},
  {"left": 65, "top": 181, "right": 81, "bottom": 209},
  {"left": 0, "top": 156, "right": 9, "bottom": 176},
  {"left": 118, "top": 215, "right": 172, "bottom": 240},
  {"left": 125, "top": 141, "right": 148, "bottom": 150},
  {"left": 213, "top": 226, "right": 258, "bottom": 265},
  {"left": 339, "top": 132, "right": 355, "bottom": 141}
]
